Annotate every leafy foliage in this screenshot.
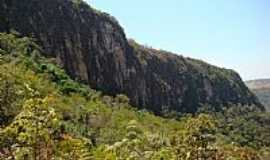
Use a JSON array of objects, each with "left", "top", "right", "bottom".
[{"left": 0, "top": 33, "right": 269, "bottom": 159}]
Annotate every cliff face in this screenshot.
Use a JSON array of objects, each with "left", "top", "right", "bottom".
[{"left": 0, "top": 0, "right": 263, "bottom": 113}]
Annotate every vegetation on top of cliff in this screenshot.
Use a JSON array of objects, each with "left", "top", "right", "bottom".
[
  {"left": 129, "top": 37, "right": 263, "bottom": 113},
  {"left": 0, "top": 0, "right": 261, "bottom": 114},
  {"left": 0, "top": 33, "right": 269, "bottom": 159},
  {"left": 70, "top": 0, "right": 121, "bottom": 27},
  {"left": 129, "top": 38, "right": 242, "bottom": 80}
]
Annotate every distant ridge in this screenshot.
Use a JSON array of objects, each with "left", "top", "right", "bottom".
[
  {"left": 246, "top": 79, "right": 270, "bottom": 111},
  {"left": 246, "top": 79, "right": 270, "bottom": 90}
]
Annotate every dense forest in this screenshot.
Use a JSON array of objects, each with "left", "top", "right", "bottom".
[{"left": 0, "top": 33, "right": 269, "bottom": 159}]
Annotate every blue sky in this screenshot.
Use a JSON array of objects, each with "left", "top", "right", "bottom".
[{"left": 87, "top": 0, "right": 269, "bottom": 80}]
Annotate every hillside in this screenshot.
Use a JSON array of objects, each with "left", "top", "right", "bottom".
[
  {"left": 0, "top": 0, "right": 263, "bottom": 114},
  {"left": 0, "top": 33, "right": 269, "bottom": 160},
  {"left": 246, "top": 79, "right": 270, "bottom": 90},
  {"left": 246, "top": 79, "right": 270, "bottom": 111}
]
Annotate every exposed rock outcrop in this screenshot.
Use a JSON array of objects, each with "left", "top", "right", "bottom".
[{"left": 0, "top": 0, "right": 263, "bottom": 114}]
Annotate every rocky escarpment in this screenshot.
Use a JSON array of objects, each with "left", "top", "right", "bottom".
[{"left": 0, "top": 0, "right": 263, "bottom": 114}]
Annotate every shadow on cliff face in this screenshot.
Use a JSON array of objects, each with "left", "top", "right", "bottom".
[{"left": 0, "top": 0, "right": 263, "bottom": 114}]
